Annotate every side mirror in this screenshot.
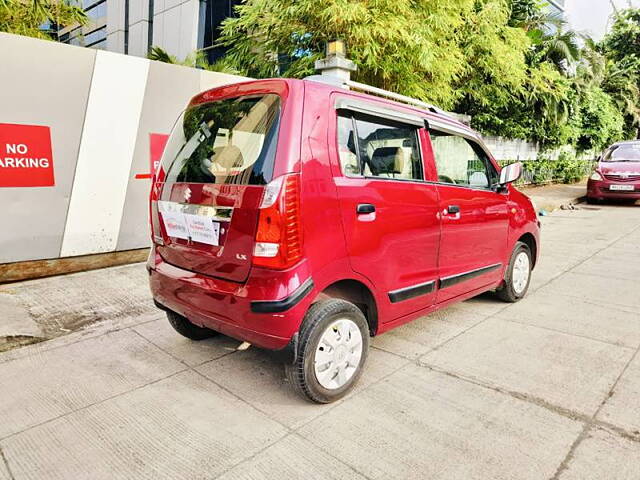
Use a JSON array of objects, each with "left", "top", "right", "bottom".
[{"left": 499, "top": 162, "right": 523, "bottom": 185}]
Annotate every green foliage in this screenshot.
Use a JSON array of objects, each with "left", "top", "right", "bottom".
[
  {"left": 602, "top": 9, "right": 640, "bottom": 138},
  {"left": 148, "top": 46, "right": 245, "bottom": 76},
  {"left": 163, "top": 0, "right": 637, "bottom": 154},
  {"left": 0, "top": 0, "right": 87, "bottom": 39},
  {"left": 217, "top": 0, "right": 532, "bottom": 109},
  {"left": 575, "top": 86, "right": 624, "bottom": 152},
  {"left": 499, "top": 153, "right": 594, "bottom": 185}
]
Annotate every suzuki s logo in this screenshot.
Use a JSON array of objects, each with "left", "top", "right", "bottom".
[
  {"left": 621, "top": 173, "right": 629, "bottom": 179},
  {"left": 236, "top": 253, "right": 247, "bottom": 261},
  {"left": 183, "top": 187, "right": 192, "bottom": 202}
]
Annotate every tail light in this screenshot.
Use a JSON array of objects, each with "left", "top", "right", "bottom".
[
  {"left": 149, "top": 179, "right": 164, "bottom": 245},
  {"left": 253, "top": 174, "right": 302, "bottom": 269}
]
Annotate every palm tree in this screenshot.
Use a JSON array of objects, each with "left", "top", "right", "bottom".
[
  {"left": 537, "top": 28, "right": 581, "bottom": 73},
  {"left": 147, "top": 46, "right": 245, "bottom": 76}
]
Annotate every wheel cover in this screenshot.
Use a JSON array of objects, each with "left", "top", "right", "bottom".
[
  {"left": 313, "top": 318, "right": 363, "bottom": 390},
  {"left": 512, "top": 251, "right": 531, "bottom": 294}
]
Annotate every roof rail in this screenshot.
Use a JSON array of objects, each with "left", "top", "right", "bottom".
[{"left": 304, "top": 74, "right": 447, "bottom": 115}]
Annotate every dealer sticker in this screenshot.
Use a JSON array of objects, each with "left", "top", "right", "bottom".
[
  {"left": 161, "top": 211, "right": 190, "bottom": 240},
  {"left": 184, "top": 214, "right": 220, "bottom": 246}
]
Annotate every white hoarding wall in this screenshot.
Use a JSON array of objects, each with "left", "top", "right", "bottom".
[{"left": 0, "top": 32, "right": 247, "bottom": 265}]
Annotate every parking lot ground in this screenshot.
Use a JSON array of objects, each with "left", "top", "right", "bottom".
[
  {"left": 0, "top": 202, "right": 639, "bottom": 479},
  {"left": 521, "top": 181, "right": 587, "bottom": 212}
]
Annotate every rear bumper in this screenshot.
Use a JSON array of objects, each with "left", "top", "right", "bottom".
[
  {"left": 587, "top": 179, "right": 640, "bottom": 200},
  {"left": 147, "top": 247, "right": 314, "bottom": 351}
]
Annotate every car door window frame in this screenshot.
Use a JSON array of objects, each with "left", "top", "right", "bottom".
[{"left": 336, "top": 108, "right": 426, "bottom": 183}]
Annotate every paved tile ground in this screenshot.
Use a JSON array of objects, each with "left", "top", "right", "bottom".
[{"left": 0, "top": 202, "right": 639, "bottom": 479}]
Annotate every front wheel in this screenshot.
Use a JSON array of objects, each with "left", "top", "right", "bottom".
[
  {"left": 285, "top": 299, "right": 370, "bottom": 403},
  {"left": 496, "top": 241, "right": 532, "bottom": 303}
]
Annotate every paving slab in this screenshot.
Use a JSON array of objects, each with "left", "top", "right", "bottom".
[
  {"left": 522, "top": 182, "right": 586, "bottom": 212},
  {"left": 2, "top": 263, "right": 156, "bottom": 338},
  {"left": 217, "top": 434, "right": 366, "bottom": 480},
  {"left": 0, "top": 329, "right": 184, "bottom": 439},
  {"left": 0, "top": 293, "right": 40, "bottom": 339},
  {"left": 597, "top": 353, "right": 640, "bottom": 435},
  {"left": 421, "top": 318, "right": 633, "bottom": 416},
  {"left": 559, "top": 428, "right": 640, "bottom": 480},
  {"left": 452, "top": 293, "right": 510, "bottom": 316},
  {"left": 527, "top": 253, "right": 585, "bottom": 292},
  {"left": 196, "top": 346, "right": 408, "bottom": 429},
  {"left": 496, "top": 290, "right": 640, "bottom": 349},
  {"left": 133, "top": 318, "right": 240, "bottom": 366},
  {"left": 537, "top": 272, "right": 640, "bottom": 309},
  {"left": 0, "top": 453, "right": 10, "bottom": 480},
  {"left": 571, "top": 254, "right": 640, "bottom": 282},
  {"left": 373, "top": 307, "right": 487, "bottom": 359},
  {"left": 1, "top": 370, "right": 288, "bottom": 480},
  {"left": 0, "top": 310, "right": 163, "bottom": 365},
  {"left": 298, "top": 364, "right": 583, "bottom": 480}
]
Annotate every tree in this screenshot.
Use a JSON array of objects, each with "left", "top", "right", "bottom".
[
  {"left": 602, "top": 8, "right": 640, "bottom": 138},
  {"left": 0, "top": 0, "right": 87, "bottom": 39},
  {"left": 147, "top": 46, "right": 245, "bottom": 76},
  {"left": 217, "top": 0, "right": 534, "bottom": 109}
]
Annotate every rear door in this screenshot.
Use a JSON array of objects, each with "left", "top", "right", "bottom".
[
  {"left": 332, "top": 98, "right": 441, "bottom": 320},
  {"left": 153, "top": 94, "right": 281, "bottom": 282},
  {"left": 426, "top": 128, "right": 509, "bottom": 302}
]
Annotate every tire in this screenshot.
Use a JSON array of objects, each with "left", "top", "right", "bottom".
[
  {"left": 496, "top": 241, "right": 532, "bottom": 303},
  {"left": 166, "top": 311, "right": 217, "bottom": 340},
  {"left": 586, "top": 197, "right": 600, "bottom": 205},
  {"left": 285, "top": 299, "right": 370, "bottom": 404}
]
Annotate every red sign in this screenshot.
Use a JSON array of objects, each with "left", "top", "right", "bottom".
[
  {"left": 0, "top": 123, "right": 55, "bottom": 187},
  {"left": 136, "top": 133, "right": 169, "bottom": 179}
]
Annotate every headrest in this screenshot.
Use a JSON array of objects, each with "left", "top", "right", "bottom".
[
  {"left": 212, "top": 145, "right": 244, "bottom": 170},
  {"left": 370, "top": 147, "right": 404, "bottom": 175},
  {"left": 469, "top": 171, "right": 488, "bottom": 187}
]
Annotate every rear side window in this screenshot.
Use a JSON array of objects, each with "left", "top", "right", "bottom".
[
  {"left": 337, "top": 113, "right": 423, "bottom": 181},
  {"left": 429, "top": 131, "right": 498, "bottom": 188},
  {"left": 161, "top": 94, "right": 280, "bottom": 185}
]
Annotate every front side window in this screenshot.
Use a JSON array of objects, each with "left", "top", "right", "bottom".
[
  {"left": 429, "top": 131, "right": 497, "bottom": 188},
  {"left": 161, "top": 94, "right": 280, "bottom": 185},
  {"left": 337, "top": 113, "right": 423, "bottom": 181}
]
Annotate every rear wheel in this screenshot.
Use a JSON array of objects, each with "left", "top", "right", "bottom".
[
  {"left": 496, "top": 241, "right": 532, "bottom": 303},
  {"left": 166, "top": 311, "right": 217, "bottom": 340},
  {"left": 285, "top": 299, "right": 369, "bottom": 403}
]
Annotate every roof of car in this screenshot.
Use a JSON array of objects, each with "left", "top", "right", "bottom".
[
  {"left": 611, "top": 140, "right": 640, "bottom": 147},
  {"left": 301, "top": 77, "right": 471, "bottom": 133}
]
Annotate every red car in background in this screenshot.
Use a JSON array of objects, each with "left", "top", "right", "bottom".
[
  {"left": 588, "top": 141, "right": 640, "bottom": 203},
  {"left": 147, "top": 77, "right": 540, "bottom": 403}
]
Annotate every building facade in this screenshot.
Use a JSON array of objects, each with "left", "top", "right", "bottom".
[
  {"left": 58, "top": 0, "right": 239, "bottom": 60},
  {"left": 547, "top": 0, "right": 566, "bottom": 18}
]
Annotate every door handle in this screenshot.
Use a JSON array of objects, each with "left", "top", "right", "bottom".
[
  {"left": 446, "top": 205, "right": 460, "bottom": 214},
  {"left": 442, "top": 205, "right": 461, "bottom": 220},
  {"left": 357, "top": 203, "right": 376, "bottom": 214}
]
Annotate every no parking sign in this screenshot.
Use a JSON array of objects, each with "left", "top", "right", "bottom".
[{"left": 0, "top": 123, "right": 55, "bottom": 187}]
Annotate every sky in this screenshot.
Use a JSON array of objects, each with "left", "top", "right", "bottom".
[{"left": 565, "top": 0, "right": 640, "bottom": 40}]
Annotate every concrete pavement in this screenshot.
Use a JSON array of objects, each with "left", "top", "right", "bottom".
[
  {"left": 0, "top": 202, "right": 639, "bottom": 479},
  {"left": 522, "top": 181, "right": 588, "bottom": 212}
]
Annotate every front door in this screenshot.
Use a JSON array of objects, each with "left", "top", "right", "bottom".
[
  {"left": 426, "top": 129, "right": 509, "bottom": 302},
  {"left": 332, "top": 105, "right": 441, "bottom": 320}
]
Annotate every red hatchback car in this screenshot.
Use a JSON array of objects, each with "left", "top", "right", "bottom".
[
  {"left": 148, "top": 77, "right": 540, "bottom": 403},
  {"left": 587, "top": 141, "right": 640, "bottom": 203}
]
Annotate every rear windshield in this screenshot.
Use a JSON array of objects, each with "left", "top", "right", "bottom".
[
  {"left": 602, "top": 144, "right": 640, "bottom": 162},
  {"left": 161, "top": 94, "right": 281, "bottom": 185}
]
